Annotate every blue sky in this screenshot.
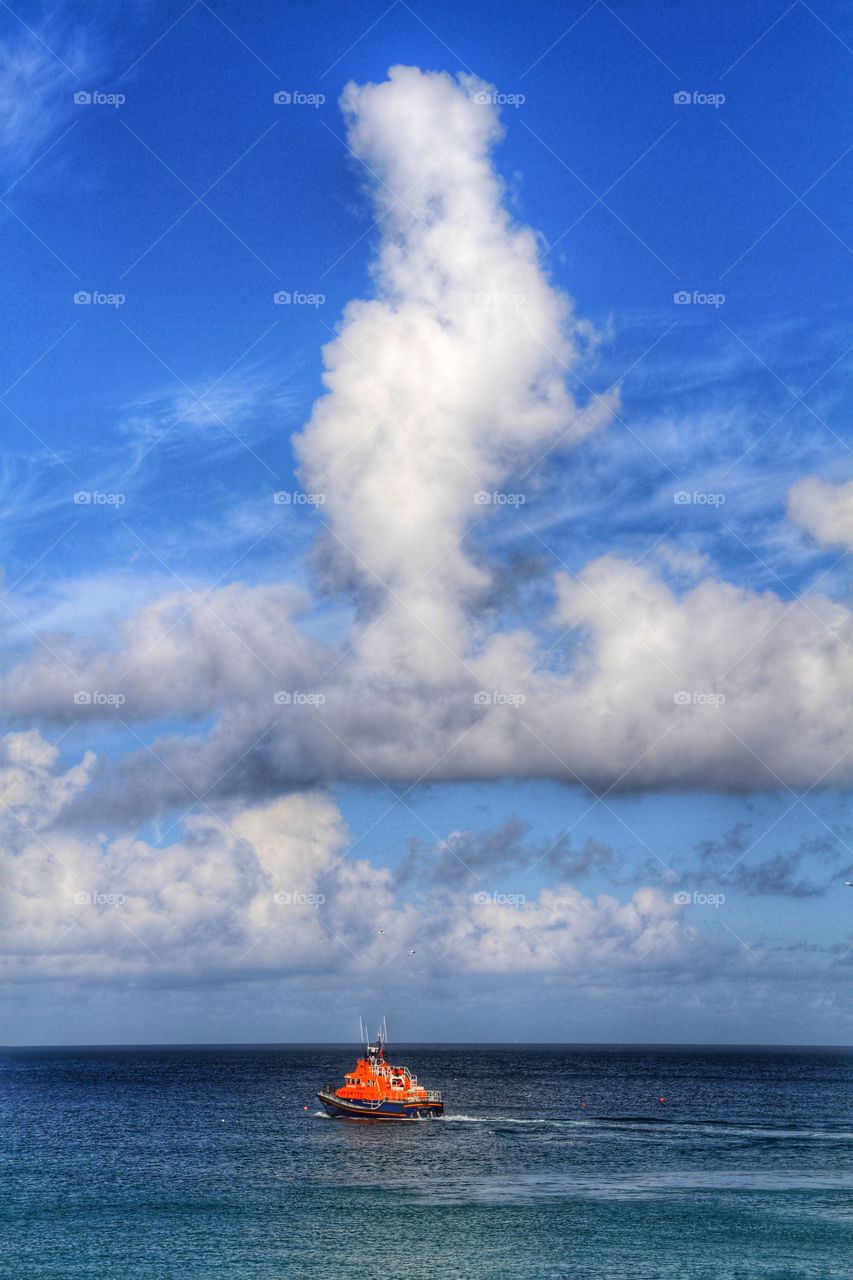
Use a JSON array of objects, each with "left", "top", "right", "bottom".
[{"left": 1, "top": 0, "right": 852, "bottom": 1045}]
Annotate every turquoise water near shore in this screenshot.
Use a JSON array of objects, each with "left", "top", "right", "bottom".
[{"left": 2, "top": 1045, "right": 852, "bottom": 1278}]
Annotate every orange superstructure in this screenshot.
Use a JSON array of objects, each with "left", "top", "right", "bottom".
[{"left": 317, "top": 1026, "right": 443, "bottom": 1120}]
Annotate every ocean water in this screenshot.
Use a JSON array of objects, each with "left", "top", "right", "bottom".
[{"left": 2, "top": 1045, "right": 852, "bottom": 1279}]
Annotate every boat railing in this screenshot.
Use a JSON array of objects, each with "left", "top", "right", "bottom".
[{"left": 323, "top": 1082, "right": 441, "bottom": 1106}]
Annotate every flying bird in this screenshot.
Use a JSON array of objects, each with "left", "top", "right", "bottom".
[
  {"left": 378, "top": 927, "right": 385, "bottom": 934},
  {"left": 408, "top": 949, "right": 416, "bottom": 956}
]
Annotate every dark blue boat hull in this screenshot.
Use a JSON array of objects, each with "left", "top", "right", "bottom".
[{"left": 317, "top": 1090, "right": 443, "bottom": 1121}]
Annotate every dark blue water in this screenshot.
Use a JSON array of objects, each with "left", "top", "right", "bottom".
[{"left": 2, "top": 1045, "right": 852, "bottom": 1278}]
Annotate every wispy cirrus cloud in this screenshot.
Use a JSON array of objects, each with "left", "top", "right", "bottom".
[
  {"left": 120, "top": 369, "right": 302, "bottom": 458},
  {"left": 0, "top": 21, "right": 92, "bottom": 173}
]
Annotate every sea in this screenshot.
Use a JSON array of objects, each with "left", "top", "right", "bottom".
[{"left": 2, "top": 1045, "right": 852, "bottom": 1279}]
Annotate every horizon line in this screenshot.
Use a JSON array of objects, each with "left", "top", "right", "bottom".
[{"left": 3, "top": 1040, "right": 852, "bottom": 1051}]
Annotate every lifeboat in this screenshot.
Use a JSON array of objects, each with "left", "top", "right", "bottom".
[{"left": 317, "top": 1025, "right": 443, "bottom": 1121}]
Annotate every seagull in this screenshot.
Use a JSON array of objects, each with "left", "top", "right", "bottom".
[
  {"left": 408, "top": 949, "right": 416, "bottom": 956},
  {"left": 845, "top": 882, "right": 853, "bottom": 887},
  {"left": 378, "top": 927, "right": 385, "bottom": 934}
]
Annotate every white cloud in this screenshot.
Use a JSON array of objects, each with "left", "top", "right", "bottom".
[
  {"left": 0, "top": 733, "right": 383, "bottom": 980},
  {"left": 1, "top": 732, "right": 849, "bottom": 1046},
  {"left": 11, "top": 540, "right": 847, "bottom": 801},
  {"left": 0, "top": 730, "right": 715, "bottom": 986},
  {"left": 788, "top": 476, "right": 853, "bottom": 549},
  {"left": 443, "top": 885, "right": 687, "bottom": 974},
  {"left": 3, "top": 65, "right": 852, "bottom": 813},
  {"left": 655, "top": 542, "right": 713, "bottom": 580},
  {"left": 0, "top": 729, "right": 94, "bottom": 832},
  {"left": 295, "top": 66, "right": 616, "bottom": 630},
  {"left": 6, "top": 580, "right": 319, "bottom": 722},
  {"left": 540, "top": 555, "right": 853, "bottom": 788}
]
